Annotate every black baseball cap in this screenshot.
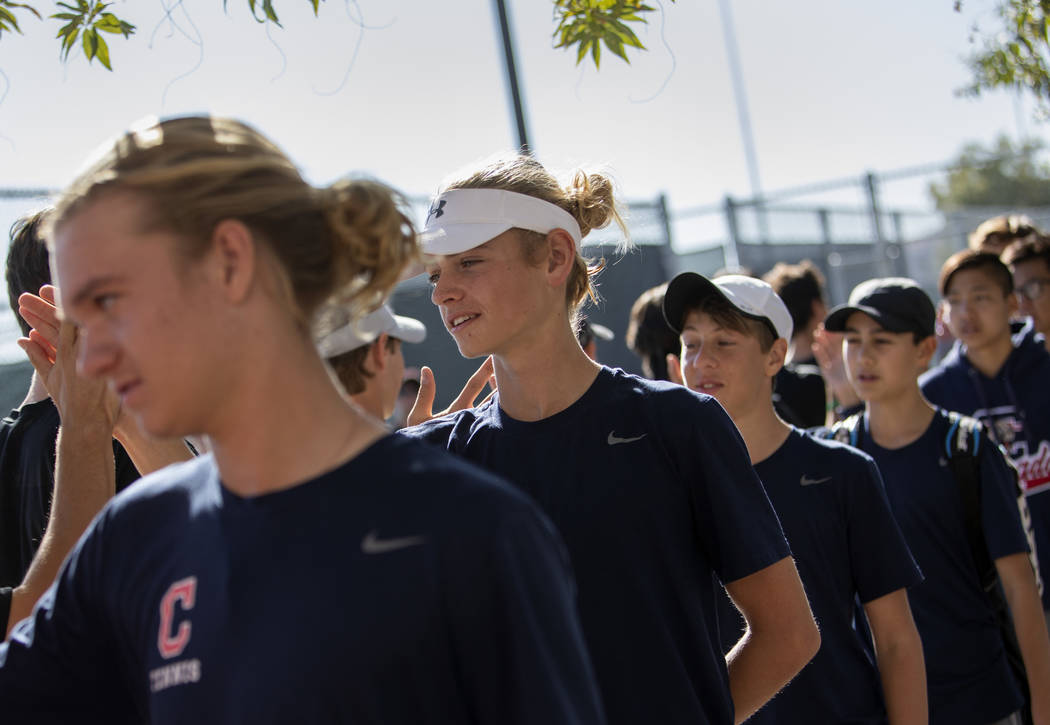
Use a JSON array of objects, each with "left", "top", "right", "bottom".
[{"left": 823, "top": 277, "right": 936, "bottom": 338}]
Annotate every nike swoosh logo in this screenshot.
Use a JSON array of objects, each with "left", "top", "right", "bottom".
[
  {"left": 800, "top": 475, "right": 832, "bottom": 486},
  {"left": 361, "top": 530, "right": 426, "bottom": 555},
  {"left": 608, "top": 432, "right": 647, "bottom": 446}
]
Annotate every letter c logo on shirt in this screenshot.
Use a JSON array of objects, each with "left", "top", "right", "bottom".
[{"left": 158, "top": 577, "right": 197, "bottom": 660}]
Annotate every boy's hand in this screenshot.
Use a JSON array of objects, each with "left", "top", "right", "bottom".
[{"left": 407, "top": 357, "right": 495, "bottom": 428}]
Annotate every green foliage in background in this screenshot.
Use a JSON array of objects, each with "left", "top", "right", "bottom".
[
  {"left": 960, "top": 0, "right": 1050, "bottom": 116},
  {"left": 553, "top": 0, "right": 671, "bottom": 68},
  {"left": 9, "top": 0, "right": 1050, "bottom": 107},
  {"left": 930, "top": 135, "right": 1050, "bottom": 209},
  {"left": 53, "top": 0, "right": 134, "bottom": 70},
  {"left": 0, "top": 0, "right": 673, "bottom": 72},
  {"left": 0, "top": 0, "right": 41, "bottom": 39}
]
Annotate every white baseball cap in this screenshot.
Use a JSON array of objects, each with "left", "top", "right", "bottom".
[
  {"left": 420, "top": 188, "right": 583, "bottom": 255},
  {"left": 663, "top": 273, "right": 793, "bottom": 341},
  {"left": 317, "top": 305, "right": 426, "bottom": 359}
]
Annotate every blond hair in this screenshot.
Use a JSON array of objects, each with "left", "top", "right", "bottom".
[
  {"left": 50, "top": 116, "right": 418, "bottom": 329},
  {"left": 442, "top": 153, "right": 628, "bottom": 316}
]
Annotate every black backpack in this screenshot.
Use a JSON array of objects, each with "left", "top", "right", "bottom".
[{"left": 827, "top": 411, "right": 1041, "bottom": 725}]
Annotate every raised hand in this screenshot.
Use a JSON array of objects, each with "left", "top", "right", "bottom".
[
  {"left": 18, "top": 286, "right": 119, "bottom": 433},
  {"left": 811, "top": 324, "right": 860, "bottom": 417},
  {"left": 407, "top": 356, "right": 496, "bottom": 428}
]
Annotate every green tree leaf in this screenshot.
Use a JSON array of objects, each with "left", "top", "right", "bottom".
[
  {"left": 552, "top": 0, "right": 672, "bottom": 69},
  {"left": 81, "top": 22, "right": 96, "bottom": 58},
  {"left": 94, "top": 30, "right": 111, "bottom": 69},
  {"left": 0, "top": 0, "right": 41, "bottom": 37}
]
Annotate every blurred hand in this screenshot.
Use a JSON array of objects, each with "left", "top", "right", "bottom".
[
  {"left": 407, "top": 356, "right": 495, "bottom": 428},
  {"left": 812, "top": 324, "right": 860, "bottom": 409},
  {"left": 18, "top": 285, "right": 120, "bottom": 433}
]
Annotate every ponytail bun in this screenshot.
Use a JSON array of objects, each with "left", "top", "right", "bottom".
[
  {"left": 322, "top": 179, "right": 419, "bottom": 320},
  {"left": 565, "top": 169, "right": 620, "bottom": 239}
]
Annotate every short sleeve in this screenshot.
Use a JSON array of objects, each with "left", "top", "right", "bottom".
[
  {"left": 846, "top": 457, "right": 924, "bottom": 603},
  {"left": 0, "top": 587, "right": 10, "bottom": 632},
  {"left": 979, "top": 437, "right": 1030, "bottom": 561},
  {"left": 440, "top": 506, "right": 606, "bottom": 725},
  {"left": 399, "top": 413, "right": 468, "bottom": 453},
  {"left": 669, "top": 394, "right": 790, "bottom": 583},
  {"left": 0, "top": 510, "right": 137, "bottom": 723}
]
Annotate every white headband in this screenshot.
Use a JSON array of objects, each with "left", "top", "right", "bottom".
[{"left": 420, "top": 188, "right": 583, "bottom": 255}]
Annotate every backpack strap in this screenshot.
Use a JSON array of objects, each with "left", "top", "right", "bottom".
[
  {"left": 944, "top": 411, "right": 1034, "bottom": 724},
  {"left": 944, "top": 412, "right": 996, "bottom": 593}
]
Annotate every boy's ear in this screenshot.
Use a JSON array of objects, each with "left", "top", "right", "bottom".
[
  {"left": 544, "top": 229, "right": 576, "bottom": 288},
  {"left": 916, "top": 334, "right": 938, "bottom": 368},
  {"left": 369, "top": 333, "right": 391, "bottom": 372},
  {"left": 766, "top": 337, "right": 789, "bottom": 377},
  {"left": 208, "top": 219, "right": 257, "bottom": 304}
]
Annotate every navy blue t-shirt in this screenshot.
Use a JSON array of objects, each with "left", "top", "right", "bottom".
[
  {"left": 921, "top": 321, "right": 1050, "bottom": 609},
  {"left": 0, "top": 435, "right": 606, "bottom": 725},
  {"left": 402, "top": 367, "right": 791, "bottom": 725},
  {"left": 852, "top": 409, "right": 1029, "bottom": 725},
  {"left": 0, "top": 397, "right": 140, "bottom": 590},
  {"left": 718, "top": 429, "right": 922, "bottom": 725},
  {"left": 0, "top": 397, "right": 140, "bottom": 633}
]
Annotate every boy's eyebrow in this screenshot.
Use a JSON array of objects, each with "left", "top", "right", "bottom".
[{"left": 68, "top": 275, "right": 122, "bottom": 309}]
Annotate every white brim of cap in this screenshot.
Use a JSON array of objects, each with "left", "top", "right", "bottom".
[
  {"left": 590, "top": 323, "right": 614, "bottom": 341},
  {"left": 318, "top": 305, "right": 427, "bottom": 358},
  {"left": 390, "top": 314, "right": 426, "bottom": 344},
  {"left": 421, "top": 223, "right": 514, "bottom": 256}
]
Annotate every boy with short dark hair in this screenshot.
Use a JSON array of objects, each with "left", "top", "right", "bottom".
[
  {"left": 826, "top": 277, "right": 1050, "bottom": 725},
  {"left": 1003, "top": 235, "right": 1050, "bottom": 353},
  {"left": 625, "top": 283, "right": 679, "bottom": 381},
  {"left": 761, "top": 260, "right": 828, "bottom": 427},
  {"left": 921, "top": 251, "right": 1050, "bottom": 626},
  {"left": 969, "top": 214, "right": 1039, "bottom": 255},
  {"left": 318, "top": 304, "right": 426, "bottom": 421},
  {"left": 662, "top": 272, "right": 927, "bottom": 724}
]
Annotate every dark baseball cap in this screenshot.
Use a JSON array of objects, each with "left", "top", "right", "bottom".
[{"left": 823, "top": 277, "right": 935, "bottom": 338}]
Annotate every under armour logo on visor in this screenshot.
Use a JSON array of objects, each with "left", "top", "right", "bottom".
[{"left": 426, "top": 199, "right": 446, "bottom": 222}]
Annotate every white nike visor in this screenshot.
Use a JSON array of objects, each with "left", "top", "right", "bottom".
[
  {"left": 317, "top": 304, "right": 426, "bottom": 359},
  {"left": 420, "top": 188, "right": 583, "bottom": 255}
]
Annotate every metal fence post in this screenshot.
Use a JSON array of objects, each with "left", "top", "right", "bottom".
[
  {"left": 655, "top": 193, "right": 676, "bottom": 282},
  {"left": 865, "top": 171, "right": 890, "bottom": 276},
  {"left": 891, "top": 211, "right": 908, "bottom": 277}
]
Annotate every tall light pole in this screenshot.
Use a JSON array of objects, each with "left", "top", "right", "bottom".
[
  {"left": 493, "top": 0, "right": 532, "bottom": 154},
  {"left": 716, "top": 0, "right": 767, "bottom": 243},
  {"left": 716, "top": 0, "right": 761, "bottom": 200}
]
